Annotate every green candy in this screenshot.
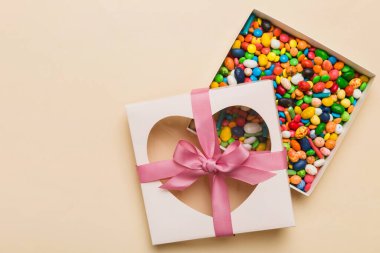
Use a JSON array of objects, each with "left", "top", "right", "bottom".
[
  {"left": 288, "top": 85, "right": 296, "bottom": 93},
  {"left": 214, "top": 74, "right": 224, "bottom": 83},
  {"left": 360, "top": 82, "right": 368, "bottom": 91},
  {"left": 297, "top": 51, "right": 303, "bottom": 58},
  {"left": 219, "top": 66, "right": 229, "bottom": 77},
  {"left": 337, "top": 77, "right": 348, "bottom": 88},
  {"left": 239, "top": 57, "right": 246, "bottom": 64},
  {"left": 296, "top": 99, "right": 304, "bottom": 106},
  {"left": 342, "top": 70, "right": 355, "bottom": 81},
  {"left": 288, "top": 170, "right": 297, "bottom": 176},
  {"left": 341, "top": 111, "right": 350, "bottom": 122},
  {"left": 349, "top": 96, "right": 355, "bottom": 104},
  {"left": 283, "top": 93, "right": 291, "bottom": 98},
  {"left": 321, "top": 75, "right": 330, "bottom": 82},
  {"left": 303, "top": 95, "right": 312, "bottom": 104},
  {"left": 285, "top": 52, "right": 292, "bottom": 59},
  {"left": 341, "top": 65, "right": 352, "bottom": 73},
  {"left": 332, "top": 103, "right": 345, "bottom": 114},
  {"left": 290, "top": 58, "right": 298, "bottom": 66},
  {"left": 251, "top": 139, "right": 260, "bottom": 149},
  {"left": 288, "top": 107, "right": 296, "bottom": 119},
  {"left": 245, "top": 52, "right": 254, "bottom": 59},
  {"left": 283, "top": 142, "right": 290, "bottom": 150},
  {"left": 306, "top": 149, "right": 315, "bottom": 156},
  {"left": 273, "top": 49, "right": 281, "bottom": 55},
  {"left": 313, "top": 75, "right": 321, "bottom": 84},
  {"left": 297, "top": 169, "right": 306, "bottom": 178},
  {"left": 315, "top": 49, "right": 329, "bottom": 60},
  {"left": 221, "top": 141, "right": 228, "bottom": 147},
  {"left": 315, "top": 123, "right": 326, "bottom": 135}
]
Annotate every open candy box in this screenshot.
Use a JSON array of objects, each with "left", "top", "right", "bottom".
[
  {"left": 127, "top": 82, "right": 294, "bottom": 245},
  {"left": 188, "top": 9, "right": 375, "bottom": 196}
]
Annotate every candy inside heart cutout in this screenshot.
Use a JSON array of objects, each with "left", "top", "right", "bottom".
[{"left": 147, "top": 106, "right": 271, "bottom": 216}]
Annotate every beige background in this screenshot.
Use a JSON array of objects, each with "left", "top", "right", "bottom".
[{"left": 0, "top": 0, "right": 379, "bottom": 252}]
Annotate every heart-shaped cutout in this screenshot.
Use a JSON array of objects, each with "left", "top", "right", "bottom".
[{"left": 147, "top": 106, "right": 271, "bottom": 216}]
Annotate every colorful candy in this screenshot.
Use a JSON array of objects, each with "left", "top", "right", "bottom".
[{"left": 209, "top": 13, "right": 369, "bottom": 193}]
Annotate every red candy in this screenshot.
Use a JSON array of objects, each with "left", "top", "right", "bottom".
[
  {"left": 298, "top": 81, "right": 311, "bottom": 92},
  {"left": 313, "top": 82, "right": 325, "bottom": 93},
  {"left": 279, "top": 33, "right": 289, "bottom": 43}
]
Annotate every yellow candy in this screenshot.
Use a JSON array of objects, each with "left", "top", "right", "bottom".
[
  {"left": 324, "top": 133, "right": 330, "bottom": 141},
  {"left": 232, "top": 40, "right": 241, "bottom": 49},
  {"left": 341, "top": 98, "right": 351, "bottom": 108},
  {"left": 220, "top": 127, "right": 232, "bottom": 142},
  {"left": 294, "top": 106, "right": 302, "bottom": 115},
  {"left": 349, "top": 78, "right": 362, "bottom": 89},
  {"left": 330, "top": 133, "right": 338, "bottom": 141},
  {"left": 239, "top": 136, "right": 245, "bottom": 142},
  {"left": 210, "top": 82, "right": 219, "bottom": 88},
  {"left": 337, "top": 89, "right": 346, "bottom": 100},
  {"left": 295, "top": 126, "right": 308, "bottom": 139},
  {"left": 274, "top": 56, "right": 280, "bottom": 62},
  {"left": 267, "top": 52, "right": 276, "bottom": 61},
  {"left": 360, "top": 75, "right": 369, "bottom": 83},
  {"left": 261, "top": 33, "right": 271, "bottom": 47},
  {"left": 258, "top": 54, "right": 268, "bottom": 67},
  {"left": 256, "top": 143, "right": 267, "bottom": 151},
  {"left": 322, "top": 97, "right": 334, "bottom": 107},
  {"left": 247, "top": 44, "right": 256, "bottom": 54},
  {"left": 301, "top": 107, "right": 315, "bottom": 119},
  {"left": 280, "top": 48, "right": 286, "bottom": 55},
  {"left": 310, "top": 115, "right": 320, "bottom": 125},
  {"left": 289, "top": 39, "right": 297, "bottom": 48},
  {"left": 276, "top": 76, "right": 281, "bottom": 84}
]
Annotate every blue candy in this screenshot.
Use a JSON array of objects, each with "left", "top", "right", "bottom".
[
  {"left": 328, "top": 56, "right": 337, "bottom": 65},
  {"left": 280, "top": 55, "right": 289, "bottom": 63},
  {"left": 234, "top": 67, "right": 245, "bottom": 83},
  {"left": 293, "top": 160, "right": 307, "bottom": 171},
  {"left": 296, "top": 180, "right": 306, "bottom": 190},
  {"left": 231, "top": 49, "right": 245, "bottom": 58},
  {"left": 299, "top": 138, "right": 311, "bottom": 151},
  {"left": 253, "top": 67, "right": 262, "bottom": 77},
  {"left": 253, "top": 28, "right": 263, "bottom": 37}
]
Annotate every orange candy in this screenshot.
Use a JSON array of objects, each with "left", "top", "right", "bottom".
[
  {"left": 297, "top": 40, "right": 308, "bottom": 50},
  {"left": 224, "top": 57, "right": 234, "bottom": 71},
  {"left": 326, "top": 121, "right": 337, "bottom": 133},
  {"left": 290, "top": 175, "right": 302, "bottom": 185},
  {"left": 334, "top": 61, "right": 344, "bottom": 70},
  {"left": 325, "top": 139, "right": 336, "bottom": 150},
  {"left": 290, "top": 140, "right": 301, "bottom": 151},
  {"left": 314, "top": 57, "right": 323, "bottom": 65}
]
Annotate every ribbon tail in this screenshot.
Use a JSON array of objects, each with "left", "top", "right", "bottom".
[
  {"left": 243, "top": 148, "right": 288, "bottom": 171},
  {"left": 211, "top": 174, "right": 233, "bottom": 237}
]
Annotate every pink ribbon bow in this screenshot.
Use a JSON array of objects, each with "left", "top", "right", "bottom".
[{"left": 137, "top": 88, "right": 287, "bottom": 236}]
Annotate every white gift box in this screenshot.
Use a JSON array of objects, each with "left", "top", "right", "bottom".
[{"left": 126, "top": 81, "right": 295, "bottom": 245}]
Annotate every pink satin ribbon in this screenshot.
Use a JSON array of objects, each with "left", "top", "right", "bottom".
[{"left": 137, "top": 88, "right": 287, "bottom": 236}]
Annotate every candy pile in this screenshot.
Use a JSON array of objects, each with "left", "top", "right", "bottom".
[
  {"left": 215, "top": 106, "right": 270, "bottom": 151},
  {"left": 209, "top": 13, "right": 369, "bottom": 193}
]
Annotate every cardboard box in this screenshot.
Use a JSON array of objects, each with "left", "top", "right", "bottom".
[
  {"left": 126, "top": 81, "right": 295, "bottom": 245},
  {"left": 200, "top": 9, "right": 375, "bottom": 196}
]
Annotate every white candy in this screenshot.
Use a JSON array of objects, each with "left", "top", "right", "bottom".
[
  {"left": 305, "top": 164, "right": 318, "bottom": 175},
  {"left": 281, "top": 77, "right": 291, "bottom": 90},
  {"left": 329, "top": 114, "right": 333, "bottom": 121},
  {"left": 320, "top": 147, "right": 331, "bottom": 156},
  {"left": 314, "top": 159, "right": 325, "bottom": 168},
  {"left": 270, "top": 39, "right": 281, "bottom": 49},
  {"left": 335, "top": 124, "right": 343, "bottom": 134},
  {"left": 243, "top": 59, "right": 258, "bottom": 68},
  {"left": 243, "top": 143, "right": 252, "bottom": 151},
  {"left": 291, "top": 73, "right": 304, "bottom": 85},
  {"left": 240, "top": 106, "right": 250, "bottom": 111},
  {"left": 244, "top": 68, "right": 252, "bottom": 76},
  {"left": 227, "top": 73, "right": 237, "bottom": 86},
  {"left": 309, "top": 130, "right": 316, "bottom": 139},
  {"left": 282, "top": 131, "right": 291, "bottom": 139},
  {"left": 244, "top": 136, "right": 257, "bottom": 144},
  {"left": 315, "top": 108, "right": 323, "bottom": 116},
  {"left": 244, "top": 122, "right": 262, "bottom": 134},
  {"left": 353, "top": 89, "right": 362, "bottom": 99}
]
